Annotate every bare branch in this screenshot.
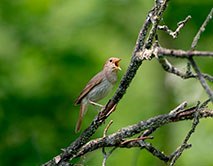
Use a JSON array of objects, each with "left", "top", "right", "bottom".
[
  {"left": 157, "top": 56, "right": 196, "bottom": 79},
  {"left": 157, "top": 55, "right": 213, "bottom": 81},
  {"left": 113, "top": 136, "right": 171, "bottom": 162},
  {"left": 189, "top": 57, "right": 213, "bottom": 100},
  {"left": 144, "top": 0, "right": 170, "bottom": 49},
  {"left": 156, "top": 47, "right": 213, "bottom": 58},
  {"left": 158, "top": 15, "right": 191, "bottom": 38},
  {"left": 42, "top": 3, "right": 213, "bottom": 166},
  {"left": 139, "top": 140, "right": 170, "bottom": 162},
  {"left": 134, "top": 7, "right": 154, "bottom": 54},
  {"left": 170, "top": 102, "right": 201, "bottom": 165},
  {"left": 187, "top": 8, "right": 213, "bottom": 101},
  {"left": 168, "top": 144, "right": 192, "bottom": 162},
  {"left": 169, "top": 101, "right": 187, "bottom": 114},
  {"left": 102, "top": 147, "right": 117, "bottom": 166},
  {"left": 169, "top": 99, "right": 211, "bottom": 164},
  {"left": 120, "top": 136, "right": 153, "bottom": 145},
  {"left": 140, "top": 127, "right": 157, "bottom": 137},
  {"left": 74, "top": 103, "right": 213, "bottom": 159},
  {"left": 202, "top": 73, "right": 213, "bottom": 82},
  {"left": 103, "top": 120, "right": 113, "bottom": 137},
  {"left": 191, "top": 8, "right": 213, "bottom": 50},
  {"left": 102, "top": 120, "right": 114, "bottom": 166},
  {"left": 71, "top": 101, "right": 212, "bottom": 165}
]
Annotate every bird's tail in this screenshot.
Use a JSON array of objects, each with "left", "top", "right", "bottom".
[{"left": 75, "top": 99, "right": 89, "bottom": 133}]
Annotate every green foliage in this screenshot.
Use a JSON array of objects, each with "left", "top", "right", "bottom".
[{"left": 0, "top": 0, "right": 212, "bottom": 165}]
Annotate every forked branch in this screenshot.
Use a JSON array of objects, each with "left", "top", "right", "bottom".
[{"left": 42, "top": 3, "right": 213, "bottom": 166}]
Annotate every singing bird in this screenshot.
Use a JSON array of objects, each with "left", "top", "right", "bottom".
[{"left": 74, "top": 57, "right": 121, "bottom": 133}]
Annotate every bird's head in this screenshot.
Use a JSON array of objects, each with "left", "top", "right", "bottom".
[{"left": 103, "top": 57, "right": 121, "bottom": 71}]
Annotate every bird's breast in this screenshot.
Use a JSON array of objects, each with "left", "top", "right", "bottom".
[{"left": 87, "top": 77, "right": 114, "bottom": 102}]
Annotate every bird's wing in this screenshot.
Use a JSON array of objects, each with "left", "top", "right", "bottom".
[{"left": 74, "top": 71, "right": 104, "bottom": 105}]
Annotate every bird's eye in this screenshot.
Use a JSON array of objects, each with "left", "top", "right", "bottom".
[{"left": 109, "top": 59, "right": 112, "bottom": 62}]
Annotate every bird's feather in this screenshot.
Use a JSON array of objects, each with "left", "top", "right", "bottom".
[
  {"left": 74, "top": 71, "right": 104, "bottom": 105},
  {"left": 75, "top": 99, "right": 89, "bottom": 133}
]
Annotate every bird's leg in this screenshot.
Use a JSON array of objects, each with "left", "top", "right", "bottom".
[{"left": 88, "top": 99, "right": 105, "bottom": 109}]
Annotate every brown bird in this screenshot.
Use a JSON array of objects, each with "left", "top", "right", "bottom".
[{"left": 74, "top": 57, "right": 121, "bottom": 133}]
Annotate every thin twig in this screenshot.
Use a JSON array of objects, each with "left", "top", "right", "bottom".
[
  {"left": 202, "top": 73, "right": 213, "bottom": 82},
  {"left": 156, "top": 47, "right": 213, "bottom": 58},
  {"left": 158, "top": 15, "right": 191, "bottom": 38},
  {"left": 104, "top": 120, "right": 114, "bottom": 137},
  {"left": 168, "top": 144, "right": 192, "bottom": 162},
  {"left": 138, "top": 140, "right": 170, "bottom": 162},
  {"left": 102, "top": 147, "right": 117, "bottom": 166},
  {"left": 140, "top": 127, "right": 157, "bottom": 137},
  {"left": 120, "top": 136, "right": 153, "bottom": 145},
  {"left": 169, "top": 101, "right": 188, "bottom": 115},
  {"left": 157, "top": 49, "right": 213, "bottom": 81},
  {"left": 170, "top": 102, "right": 201, "bottom": 166},
  {"left": 188, "top": 9, "right": 213, "bottom": 101},
  {"left": 158, "top": 56, "right": 197, "bottom": 79},
  {"left": 144, "top": 0, "right": 170, "bottom": 49},
  {"left": 156, "top": 47, "right": 213, "bottom": 82},
  {"left": 191, "top": 8, "right": 213, "bottom": 50},
  {"left": 102, "top": 120, "right": 114, "bottom": 166},
  {"left": 134, "top": 7, "right": 154, "bottom": 54},
  {"left": 135, "top": 116, "right": 169, "bottom": 163},
  {"left": 189, "top": 57, "right": 213, "bottom": 101}
]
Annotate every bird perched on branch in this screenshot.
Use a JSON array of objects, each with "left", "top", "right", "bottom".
[{"left": 74, "top": 57, "right": 121, "bottom": 133}]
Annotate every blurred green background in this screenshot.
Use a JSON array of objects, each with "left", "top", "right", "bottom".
[{"left": 0, "top": 0, "right": 212, "bottom": 165}]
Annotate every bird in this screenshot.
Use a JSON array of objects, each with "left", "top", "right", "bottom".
[{"left": 74, "top": 57, "right": 121, "bottom": 133}]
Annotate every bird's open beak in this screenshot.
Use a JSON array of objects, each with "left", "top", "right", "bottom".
[{"left": 115, "top": 59, "right": 121, "bottom": 70}]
